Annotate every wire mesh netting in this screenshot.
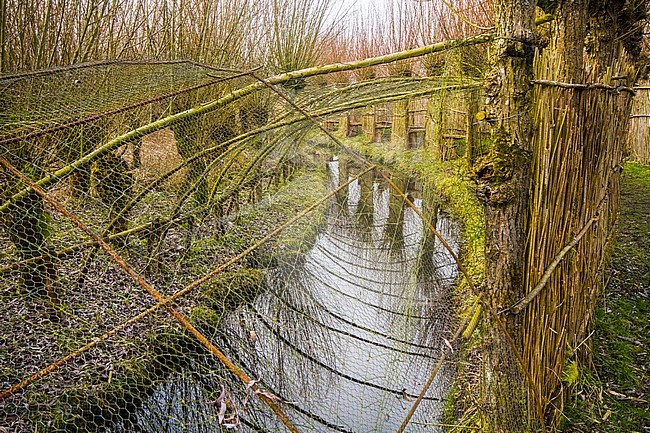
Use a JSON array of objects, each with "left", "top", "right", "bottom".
[{"left": 1, "top": 61, "right": 484, "bottom": 432}]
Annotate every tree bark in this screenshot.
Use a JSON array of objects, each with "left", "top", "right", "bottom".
[{"left": 479, "top": 1, "right": 536, "bottom": 431}]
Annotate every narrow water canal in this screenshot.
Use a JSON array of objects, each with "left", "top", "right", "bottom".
[{"left": 111, "top": 159, "right": 461, "bottom": 433}]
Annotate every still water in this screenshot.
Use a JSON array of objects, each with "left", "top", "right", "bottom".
[{"left": 111, "top": 159, "right": 460, "bottom": 433}]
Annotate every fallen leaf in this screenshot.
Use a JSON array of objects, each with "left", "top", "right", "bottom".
[
  {"left": 607, "top": 389, "right": 648, "bottom": 403},
  {"left": 246, "top": 379, "right": 260, "bottom": 390},
  {"left": 255, "top": 389, "right": 282, "bottom": 401},
  {"left": 218, "top": 401, "right": 227, "bottom": 424},
  {"left": 215, "top": 387, "right": 226, "bottom": 404}
]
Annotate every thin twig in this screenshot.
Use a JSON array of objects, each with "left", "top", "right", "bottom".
[
  {"left": 509, "top": 197, "right": 608, "bottom": 314},
  {"left": 0, "top": 31, "right": 494, "bottom": 215},
  {"left": 0, "top": 68, "right": 260, "bottom": 147},
  {"left": 0, "top": 213, "right": 195, "bottom": 274},
  {"left": 0, "top": 59, "right": 244, "bottom": 82},
  {"left": 396, "top": 297, "right": 481, "bottom": 433},
  {"left": 532, "top": 79, "right": 635, "bottom": 95}
]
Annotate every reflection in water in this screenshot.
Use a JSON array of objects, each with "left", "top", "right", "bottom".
[
  {"left": 336, "top": 155, "right": 350, "bottom": 208},
  {"left": 112, "top": 159, "right": 460, "bottom": 433},
  {"left": 383, "top": 173, "right": 407, "bottom": 255},
  {"left": 354, "top": 167, "right": 375, "bottom": 241}
]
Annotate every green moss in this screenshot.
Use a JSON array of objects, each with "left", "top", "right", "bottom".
[
  {"left": 441, "top": 384, "right": 459, "bottom": 425},
  {"left": 562, "top": 360, "right": 579, "bottom": 387},
  {"left": 190, "top": 305, "right": 224, "bottom": 329},
  {"left": 201, "top": 268, "right": 267, "bottom": 311},
  {"left": 472, "top": 127, "right": 525, "bottom": 191},
  {"left": 15, "top": 147, "right": 333, "bottom": 431},
  {"left": 34, "top": 330, "right": 181, "bottom": 432}
]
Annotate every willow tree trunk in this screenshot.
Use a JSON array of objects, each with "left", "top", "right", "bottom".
[
  {"left": 6, "top": 191, "right": 57, "bottom": 302},
  {"left": 424, "top": 92, "right": 444, "bottom": 159},
  {"left": 478, "top": 0, "right": 536, "bottom": 431},
  {"left": 338, "top": 113, "right": 350, "bottom": 138}
]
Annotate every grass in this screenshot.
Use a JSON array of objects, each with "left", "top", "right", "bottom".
[{"left": 561, "top": 162, "right": 650, "bottom": 432}]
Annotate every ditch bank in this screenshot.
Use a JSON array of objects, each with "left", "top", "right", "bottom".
[{"left": 0, "top": 154, "right": 331, "bottom": 432}]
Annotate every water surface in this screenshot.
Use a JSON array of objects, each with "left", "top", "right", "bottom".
[{"left": 111, "top": 160, "right": 460, "bottom": 433}]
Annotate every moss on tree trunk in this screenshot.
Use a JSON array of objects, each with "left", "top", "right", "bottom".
[{"left": 5, "top": 191, "right": 57, "bottom": 301}]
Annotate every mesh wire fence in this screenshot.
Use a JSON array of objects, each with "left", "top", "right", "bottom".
[{"left": 1, "top": 61, "right": 489, "bottom": 432}]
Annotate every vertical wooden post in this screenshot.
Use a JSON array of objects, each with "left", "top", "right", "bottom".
[
  {"left": 338, "top": 113, "right": 350, "bottom": 138},
  {"left": 391, "top": 99, "right": 409, "bottom": 149},
  {"left": 465, "top": 89, "right": 480, "bottom": 163},
  {"left": 362, "top": 105, "right": 375, "bottom": 141}
]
